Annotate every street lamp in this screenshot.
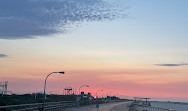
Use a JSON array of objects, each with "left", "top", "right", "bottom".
[
  {"left": 108, "top": 92, "right": 112, "bottom": 102},
  {"left": 108, "top": 92, "right": 112, "bottom": 96},
  {"left": 79, "top": 85, "right": 89, "bottom": 95},
  {"left": 44, "top": 71, "right": 65, "bottom": 99},
  {"left": 96, "top": 90, "right": 103, "bottom": 98}
]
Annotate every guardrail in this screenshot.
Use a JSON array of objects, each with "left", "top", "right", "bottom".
[
  {"left": 0, "top": 101, "right": 75, "bottom": 111},
  {"left": 130, "top": 104, "right": 176, "bottom": 111},
  {"left": 0, "top": 99, "right": 128, "bottom": 111}
]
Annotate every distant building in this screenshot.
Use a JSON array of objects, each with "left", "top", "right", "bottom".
[
  {"left": 80, "top": 92, "right": 93, "bottom": 99},
  {"left": 0, "top": 81, "right": 12, "bottom": 95},
  {"left": 0, "top": 89, "right": 3, "bottom": 94}
]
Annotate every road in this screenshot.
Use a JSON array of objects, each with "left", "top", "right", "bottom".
[{"left": 62, "top": 102, "right": 131, "bottom": 111}]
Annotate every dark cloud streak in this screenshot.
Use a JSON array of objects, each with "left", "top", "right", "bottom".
[
  {"left": 0, "top": 54, "right": 8, "bottom": 58},
  {"left": 0, "top": 0, "right": 127, "bottom": 39},
  {"left": 155, "top": 63, "right": 188, "bottom": 67}
]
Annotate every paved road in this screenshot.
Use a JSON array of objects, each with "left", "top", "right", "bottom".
[
  {"left": 62, "top": 102, "right": 131, "bottom": 111},
  {"left": 110, "top": 102, "right": 131, "bottom": 111}
]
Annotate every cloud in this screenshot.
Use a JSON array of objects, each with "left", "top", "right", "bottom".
[
  {"left": 0, "top": 0, "right": 127, "bottom": 39},
  {"left": 155, "top": 63, "right": 188, "bottom": 67},
  {"left": 0, "top": 54, "right": 8, "bottom": 58}
]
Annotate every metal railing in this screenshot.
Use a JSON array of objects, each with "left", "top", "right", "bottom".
[
  {"left": 130, "top": 104, "right": 176, "bottom": 111},
  {"left": 0, "top": 101, "right": 75, "bottom": 111}
]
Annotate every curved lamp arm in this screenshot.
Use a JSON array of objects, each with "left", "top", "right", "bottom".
[
  {"left": 96, "top": 90, "right": 103, "bottom": 98},
  {"left": 44, "top": 72, "right": 64, "bottom": 99},
  {"left": 79, "top": 85, "right": 89, "bottom": 95}
]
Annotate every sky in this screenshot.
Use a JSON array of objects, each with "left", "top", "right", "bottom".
[{"left": 0, "top": 0, "right": 188, "bottom": 102}]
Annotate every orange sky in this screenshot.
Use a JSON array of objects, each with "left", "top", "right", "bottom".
[{"left": 1, "top": 64, "right": 188, "bottom": 100}]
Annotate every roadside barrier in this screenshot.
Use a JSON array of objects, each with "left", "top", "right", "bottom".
[
  {"left": 130, "top": 104, "right": 176, "bottom": 111},
  {"left": 0, "top": 101, "right": 75, "bottom": 111}
]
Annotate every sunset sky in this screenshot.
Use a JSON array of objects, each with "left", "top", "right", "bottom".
[{"left": 0, "top": 0, "right": 188, "bottom": 102}]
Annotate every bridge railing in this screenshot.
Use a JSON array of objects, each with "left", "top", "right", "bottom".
[{"left": 0, "top": 101, "right": 75, "bottom": 111}]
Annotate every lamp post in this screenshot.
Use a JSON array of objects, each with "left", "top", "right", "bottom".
[
  {"left": 96, "top": 90, "right": 103, "bottom": 98},
  {"left": 106, "top": 92, "right": 112, "bottom": 97},
  {"left": 109, "top": 92, "right": 112, "bottom": 96},
  {"left": 44, "top": 72, "right": 65, "bottom": 99},
  {"left": 109, "top": 92, "right": 112, "bottom": 102},
  {"left": 79, "top": 85, "right": 89, "bottom": 95}
]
